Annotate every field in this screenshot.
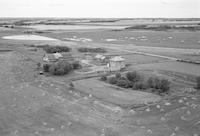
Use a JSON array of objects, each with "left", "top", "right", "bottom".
[{"left": 0, "top": 18, "right": 200, "bottom": 136}]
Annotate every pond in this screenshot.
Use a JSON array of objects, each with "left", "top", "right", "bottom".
[
  {"left": 24, "top": 24, "right": 127, "bottom": 30},
  {"left": 2, "top": 35, "right": 58, "bottom": 41}
]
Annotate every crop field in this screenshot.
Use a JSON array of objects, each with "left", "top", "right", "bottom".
[{"left": 0, "top": 19, "right": 199, "bottom": 136}]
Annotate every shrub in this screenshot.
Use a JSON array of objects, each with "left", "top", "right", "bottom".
[
  {"left": 77, "top": 47, "right": 106, "bottom": 53},
  {"left": 132, "top": 82, "right": 148, "bottom": 90},
  {"left": 69, "top": 82, "right": 75, "bottom": 90},
  {"left": 147, "top": 77, "right": 159, "bottom": 88},
  {"left": 43, "top": 45, "right": 71, "bottom": 53},
  {"left": 159, "top": 79, "right": 170, "bottom": 93},
  {"left": 37, "top": 63, "right": 41, "bottom": 69},
  {"left": 108, "top": 77, "right": 117, "bottom": 84},
  {"left": 115, "top": 73, "right": 121, "bottom": 79},
  {"left": 49, "top": 64, "right": 65, "bottom": 75},
  {"left": 126, "top": 71, "right": 141, "bottom": 82},
  {"left": 147, "top": 77, "right": 170, "bottom": 93},
  {"left": 71, "top": 61, "right": 81, "bottom": 69},
  {"left": 116, "top": 79, "right": 130, "bottom": 88},
  {"left": 43, "top": 64, "right": 50, "bottom": 72},
  {"left": 100, "top": 75, "right": 107, "bottom": 81},
  {"left": 196, "top": 76, "right": 200, "bottom": 89},
  {"left": 48, "top": 61, "right": 73, "bottom": 75},
  {"left": 58, "top": 61, "right": 73, "bottom": 73},
  {"left": 43, "top": 60, "right": 81, "bottom": 76}
]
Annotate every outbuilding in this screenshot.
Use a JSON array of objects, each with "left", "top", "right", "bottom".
[
  {"left": 95, "top": 54, "right": 106, "bottom": 61},
  {"left": 108, "top": 56, "right": 125, "bottom": 71},
  {"left": 43, "top": 53, "right": 63, "bottom": 63}
]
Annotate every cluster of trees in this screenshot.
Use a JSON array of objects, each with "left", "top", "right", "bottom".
[
  {"left": 196, "top": 76, "right": 200, "bottom": 89},
  {"left": 101, "top": 71, "right": 171, "bottom": 94},
  {"left": 125, "top": 25, "right": 200, "bottom": 31},
  {"left": 77, "top": 47, "right": 106, "bottom": 53},
  {"left": 41, "top": 45, "right": 71, "bottom": 53},
  {"left": 43, "top": 61, "right": 81, "bottom": 75}
]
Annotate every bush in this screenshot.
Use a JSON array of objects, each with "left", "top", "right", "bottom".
[
  {"left": 115, "top": 73, "right": 121, "bottom": 79},
  {"left": 132, "top": 82, "right": 148, "bottom": 90},
  {"left": 43, "top": 64, "right": 50, "bottom": 72},
  {"left": 48, "top": 61, "right": 73, "bottom": 75},
  {"left": 159, "top": 79, "right": 170, "bottom": 93},
  {"left": 196, "top": 76, "right": 200, "bottom": 89},
  {"left": 37, "top": 63, "right": 41, "bottom": 69},
  {"left": 108, "top": 77, "right": 117, "bottom": 84},
  {"left": 43, "top": 45, "right": 71, "bottom": 53},
  {"left": 126, "top": 71, "right": 141, "bottom": 82},
  {"left": 77, "top": 47, "right": 106, "bottom": 53},
  {"left": 71, "top": 61, "right": 81, "bottom": 69},
  {"left": 147, "top": 77, "right": 159, "bottom": 88},
  {"left": 147, "top": 77, "right": 170, "bottom": 93},
  {"left": 100, "top": 75, "right": 107, "bottom": 81},
  {"left": 69, "top": 82, "right": 75, "bottom": 90},
  {"left": 49, "top": 64, "right": 65, "bottom": 75},
  {"left": 116, "top": 79, "right": 130, "bottom": 88},
  {"left": 43, "top": 60, "right": 81, "bottom": 76}
]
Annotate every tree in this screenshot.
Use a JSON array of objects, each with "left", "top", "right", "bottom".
[
  {"left": 196, "top": 76, "right": 200, "bottom": 89},
  {"left": 72, "top": 61, "right": 81, "bottom": 69},
  {"left": 100, "top": 75, "right": 107, "bottom": 81},
  {"left": 132, "top": 82, "right": 147, "bottom": 90},
  {"left": 48, "top": 61, "right": 72, "bottom": 75},
  {"left": 43, "top": 64, "right": 50, "bottom": 72},
  {"left": 126, "top": 71, "right": 141, "bottom": 82},
  {"left": 108, "top": 77, "right": 117, "bottom": 84},
  {"left": 147, "top": 76, "right": 170, "bottom": 93},
  {"left": 37, "top": 63, "right": 41, "bottom": 70},
  {"left": 159, "top": 79, "right": 170, "bottom": 93},
  {"left": 116, "top": 79, "right": 130, "bottom": 88},
  {"left": 115, "top": 73, "right": 121, "bottom": 79}
]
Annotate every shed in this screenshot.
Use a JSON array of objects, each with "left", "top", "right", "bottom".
[
  {"left": 54, "top": 52, "right": 63, "bottom": 59},
  {"left": 43, "top": 54, "right": 58, "bottom": 62},
  {"left": 108, "top": 56, "right": 125, "bottom": 71},
  {"left": 95, "top": 54, "right": 106, "bottom": 61}
]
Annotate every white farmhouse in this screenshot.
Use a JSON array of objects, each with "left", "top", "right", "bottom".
[{"left": 108, "top": 56, "right": 125, "bottom": 71}]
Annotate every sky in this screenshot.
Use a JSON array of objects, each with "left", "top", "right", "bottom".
[{"left": 0, "top": 0, "right": 199, "bottom": 18}]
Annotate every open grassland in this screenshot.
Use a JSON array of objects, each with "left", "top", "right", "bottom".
[
  {"left": 0, "top": 19, "right": 199, "bottom": 136},
  {"left": 45, "top": 30, "right": 200, "bottom": 49}
]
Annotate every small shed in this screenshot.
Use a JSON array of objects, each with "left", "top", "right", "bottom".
[
  {"left": 95, "top": 54, "right": 106, "bottom": 61},
  {"left": 43, "top": 54, "right": 57, "bottom": 62},
  {"left": 54, "top": 52, "right": 63, "bottom": 59},
  {"left": 108, "top": 56, "right": 125, "bottom": 71},
  {"left": 43, "top": 53, "right": 63, "bottom": 62}
]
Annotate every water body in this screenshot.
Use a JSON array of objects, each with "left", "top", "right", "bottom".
[
  {"left": 24, "top": 25, "right": 127, "bottom": 30},
  {"left": 2, "top": 35, "right": 58, "bottom": 41}
]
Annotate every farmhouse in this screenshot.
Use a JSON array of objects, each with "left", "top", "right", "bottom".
[
  {"left": 43, "top": 53, "right": 60, "bottom": 62},
  {"left": 108, "top": 56, "right": 125, "bottom": 71},
  {"left": 43, "top": 53, "right": 63, "bottom": 63},
  {"left": 43, "top": 52, "right": 74, "bottom": 63}
]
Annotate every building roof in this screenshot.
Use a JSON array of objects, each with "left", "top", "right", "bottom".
[
  {"left": 95, "top": 54, "right": 103, "bottom": 58},
  {"left": 110, "top": 56, "right": 125, "bottom": 62},
  {"left": 53, "top": 52, "right": 63, "bottom": 59},
  {"left": 95, "top": 54, "right": 106, "bottom": 60},
  {"left": 43, "top": 52, "right": 74, "bottom": 62},
  {"left": 43, "top": 54, "right": 58, "bottom": 62}
]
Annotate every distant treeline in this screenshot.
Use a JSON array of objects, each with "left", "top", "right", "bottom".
[
  {"left": 125, "top": 25, "right": 200, "bottom": 31},
  {"left": 77, "top": 47, "right": 106, "bottom": 53},
  {"left": 89, "top": 19, "right": 119, "bottom": 23}
]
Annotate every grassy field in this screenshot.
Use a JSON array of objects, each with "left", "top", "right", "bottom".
[{"left": 0, "top": 19, "right": 199, "bottom": 136}]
